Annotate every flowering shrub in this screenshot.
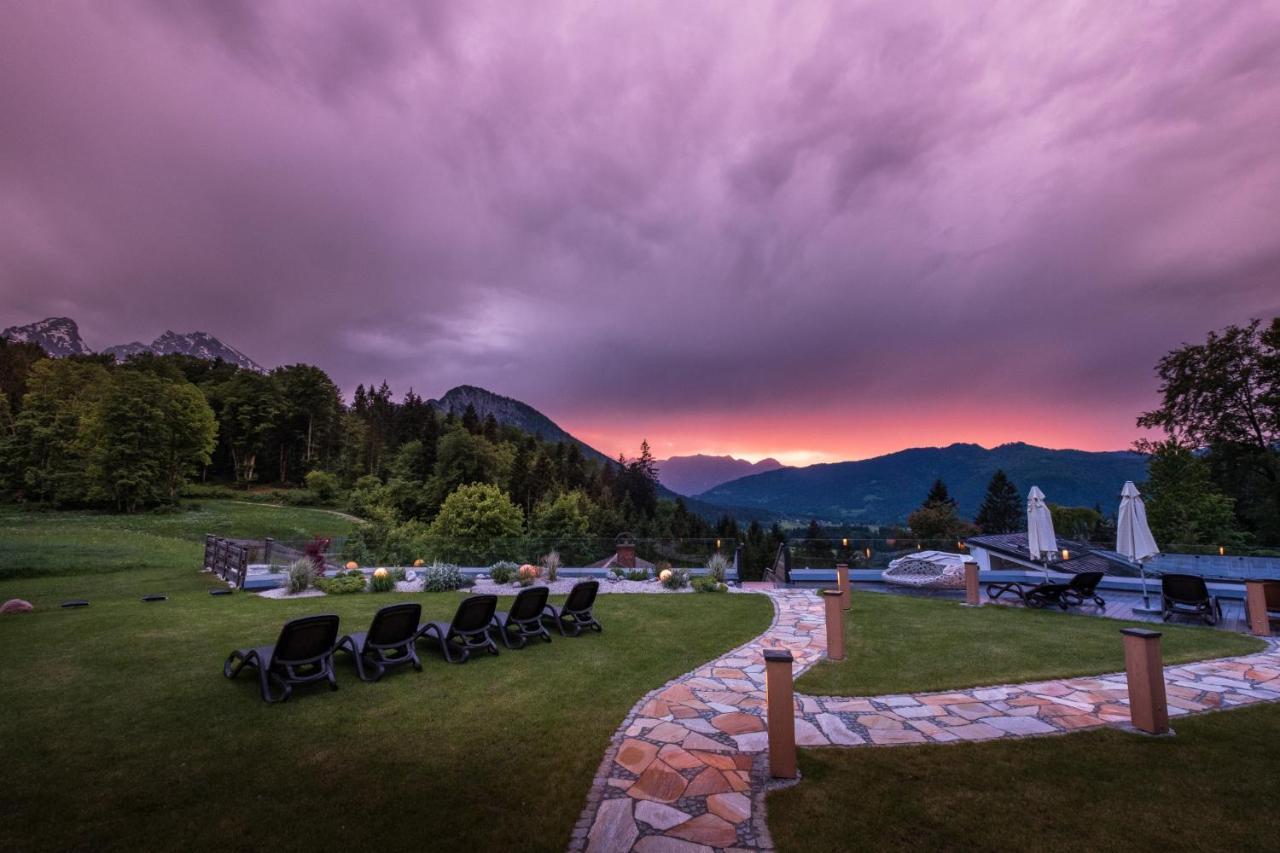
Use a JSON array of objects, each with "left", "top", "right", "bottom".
[{"left": 422, "top": 561, "right": 464, "bottom": 592}]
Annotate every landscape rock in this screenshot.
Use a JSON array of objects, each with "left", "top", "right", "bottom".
[{"left": 1, "top": 599, "right": 34, "bottom": 615}]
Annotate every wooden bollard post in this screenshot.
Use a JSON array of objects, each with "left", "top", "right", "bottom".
[
  {"left": 1121, "top": 628, "right": 1169, "bottom": 735},
  {"left": 764, "top": 649, "right": 797, "bottom": 778},
  {"left": 964, "top": 561, "right": 980, "bottom": 606},
  {"left": 1245, "top": 581, "right": 1272, "bottom": 637},
  {"left": 823, "top": 589, "right": 845, "bottom": 661},
  {"left": 836, "top": 563, "right": 851, "bottom": 610}
]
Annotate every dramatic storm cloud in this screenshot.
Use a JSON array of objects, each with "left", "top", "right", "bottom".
[{"left": 3, "top": 1, "right": 1278, "bottom": 462}]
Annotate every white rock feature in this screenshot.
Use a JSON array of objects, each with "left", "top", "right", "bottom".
[{"left": 882, "top": 551, "right": 971, "bottom": 589}]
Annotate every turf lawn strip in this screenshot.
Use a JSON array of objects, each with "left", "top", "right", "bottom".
[
  {"left": 0, "top": 501, "right": 359, "bottom": 581},
  {"left": 767, "top": 701, "right": 1280, "bottom": 852},
  {"left": 795, "top": 591, "right": 1264, "bottom": 697},
  {"left": 0, "top": 584, "right": 771, "bottom": 853}
]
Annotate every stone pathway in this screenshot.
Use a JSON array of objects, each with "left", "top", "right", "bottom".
[{"left": 572, "top": 589, "right": 1280, "bottom": 853}]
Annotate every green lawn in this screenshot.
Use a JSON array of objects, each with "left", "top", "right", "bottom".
[
  {"left": 2, "top": 504, "right": 1274, "bottom": 852},
  {"left": 768, "top": 702, "right": 1280, "bottom": 852},
  {"left": 0, "top": 586, "right": 771, "bottom": 852},
  {"left": 0, "top": 500, "right": 357, "bottom": 584},
  {"left": 796, "top": 592, "right": 1263, "bottom": 696}
]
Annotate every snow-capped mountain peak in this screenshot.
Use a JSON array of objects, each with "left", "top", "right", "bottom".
[
  {"left": 1, "top": 317, "right": 93, "bottom": 357},
  {"left": 3, "top": 317, "right": 265, "bottom": 372}
]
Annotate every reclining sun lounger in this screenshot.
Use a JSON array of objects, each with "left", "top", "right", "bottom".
[
  {"left": 542, "top": 580, "right": 602, "bottom": 636},
  {"left": 1161, "top": 573, "right": 1222, "bottom": 625},
  {"left": 224, "top": 613, "right": 341, "bottom": 703},
  {"left": 335, "top": 602, "right": 422, "bottom": 681},
  {"left": 986, "top": 571, "right": 1106, "bottom": 610},
  {"left": 416, "top": 594, "right": 499, "bottom": 663},
  {"left": 492, "top": 586, "right": 552, "bottom": 649}
]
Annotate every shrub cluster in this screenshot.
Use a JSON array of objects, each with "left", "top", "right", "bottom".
[
  {"left": 489, "top": 561, "right": 519, "bottom": 584},
  {"left": 659, "top": 566, "right": 689, "bottom": 590},
  {"left": 421, "top": 561, "right": 464, "bottom": 592},
  {"left": 691, "top": 576, "right": 727, "bottom": 593},
  {"left": 316, "top": 570, "right": 366, "bottom": 594}
]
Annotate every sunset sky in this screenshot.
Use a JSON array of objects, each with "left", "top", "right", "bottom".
[{"left": 3, "top": 2, "right": 1278, "bottom": 464}]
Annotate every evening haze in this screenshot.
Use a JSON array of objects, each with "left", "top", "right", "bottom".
[{"left": 3, "top": 1, "right": 1279, "bottom": 463}]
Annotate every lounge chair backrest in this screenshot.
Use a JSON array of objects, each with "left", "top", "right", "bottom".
[
  {"left": 368, "top": 602, "right": 422, "bottom": 646},
  {"left": 509, "top": 586, "right": 549, "bottom": 621},
  {"left": 565, "top": 580, "right": 599, "bottom": 613},
  {"left": 1162, "top": 573, "right": 1209, "bottom": 602},
  {"left": 1068, "top": 572, "right": 1104, "bottom": 594},
  {"left": 451, "top": 594, "right": 498, "bottom": 633},
  {"left": 272, "top": 614, "right": 341, "bottom": 666}
]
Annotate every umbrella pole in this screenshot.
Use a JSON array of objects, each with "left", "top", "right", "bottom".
[{"left": 1133, "top": 559, "right": 1162, "bottom": 615}]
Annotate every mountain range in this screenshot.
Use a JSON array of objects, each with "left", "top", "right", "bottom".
[
  {"left": 697, "top": 442, "right": 1149, "bottom": 523},
  {"left": 656, "top": 455, "right": 785, "bottom": 496},
  {"left": 6, "top": 316, "right": 1149, "bottom": 523},
  {"left": 2, "top": 317, "right": 264, "bottom": 372}
]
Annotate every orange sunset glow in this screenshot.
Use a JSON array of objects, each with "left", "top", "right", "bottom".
[{"left": 567, "top": 399, "right": 1158, "bottom": 465}]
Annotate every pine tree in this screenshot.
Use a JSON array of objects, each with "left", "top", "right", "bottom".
[
  {"left": 461, "top": 403, "right": 480, "bottom": 434},
  {"left": 975, "top": 470, "right": 1021, "bottom": 534},
  {"left": 924, "top": 479, "right": 956, "bottom": 509}
]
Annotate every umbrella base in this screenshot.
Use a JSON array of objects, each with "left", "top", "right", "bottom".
[{"left": 1133, "top": 597, "right": 1163, "bottom": 615}]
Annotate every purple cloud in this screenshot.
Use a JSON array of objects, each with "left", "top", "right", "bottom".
[{"left": 2, "top": 1, "right": 1278, "bottom": 459}]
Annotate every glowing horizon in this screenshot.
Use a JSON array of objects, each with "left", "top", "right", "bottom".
[{"left": 3, "top": 2, "right": 1278, "bottom": 448}]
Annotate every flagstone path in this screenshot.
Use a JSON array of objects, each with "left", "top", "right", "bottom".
[{"left": 570, "top": 589, "right": 1280, "bottom": 853}]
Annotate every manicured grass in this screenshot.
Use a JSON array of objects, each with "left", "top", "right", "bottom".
[
  {"left": 768, "top": 702, "right": 1280, "bottom": 852},
  {"left": 0, "top": 581, "right": 771, "bottom": 853},
  {"left": 796, "top": 592, "right": 1263, "bottom": 696},
  {"left": 0, "top": 501, "right": 358, "bottom": 581}
]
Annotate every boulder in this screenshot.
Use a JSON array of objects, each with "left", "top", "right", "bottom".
[{"left": 1, "top": 599, "right": 34, "bottom": 615}]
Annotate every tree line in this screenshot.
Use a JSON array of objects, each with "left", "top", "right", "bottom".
[{"left": 0, "top": 340, "right": 784, "bottom": 574}]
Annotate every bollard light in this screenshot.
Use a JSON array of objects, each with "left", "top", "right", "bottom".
[
  {"left": 764, "top": 650, "right": 797, "bottom": 778},
  {"left": 1121, "top": 628, "right": 1169, "bottom": 735},
  {"left": 823, "top": 589, "right": 846, "bottom": 661}
]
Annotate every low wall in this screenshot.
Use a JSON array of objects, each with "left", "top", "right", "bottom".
[{"left": 242, "top": 564, "right": 738, "bottom": 591}]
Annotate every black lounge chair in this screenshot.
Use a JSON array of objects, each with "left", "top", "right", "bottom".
[
  {"left": 224, "top": 613, "right": 341, "bottom": 703},
  {"left": 335, "top": 602, "right": 423, "bottom": 681},
  {"left": 416, "top": 595, "right": 499, "bottom": 663},
  {"left": 492, "top": 586, "right": 553, "bottom": 649},
  {"left": 542, "top": 580, "right": 602, "bottom": 636},
  {"left": 1161, "top": 573, "right": 1222, "bottom": 625},
  {"left": 985, "top": 572, "right": 1106, "bottom": 610}
]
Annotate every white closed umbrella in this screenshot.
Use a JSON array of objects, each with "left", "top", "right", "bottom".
[
  {"left": 1027, "top": 486, "right": 1057, "bottom": 579},
  {"left": 1117, "top": 480, "right": 1160, "bottom": 610}
]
